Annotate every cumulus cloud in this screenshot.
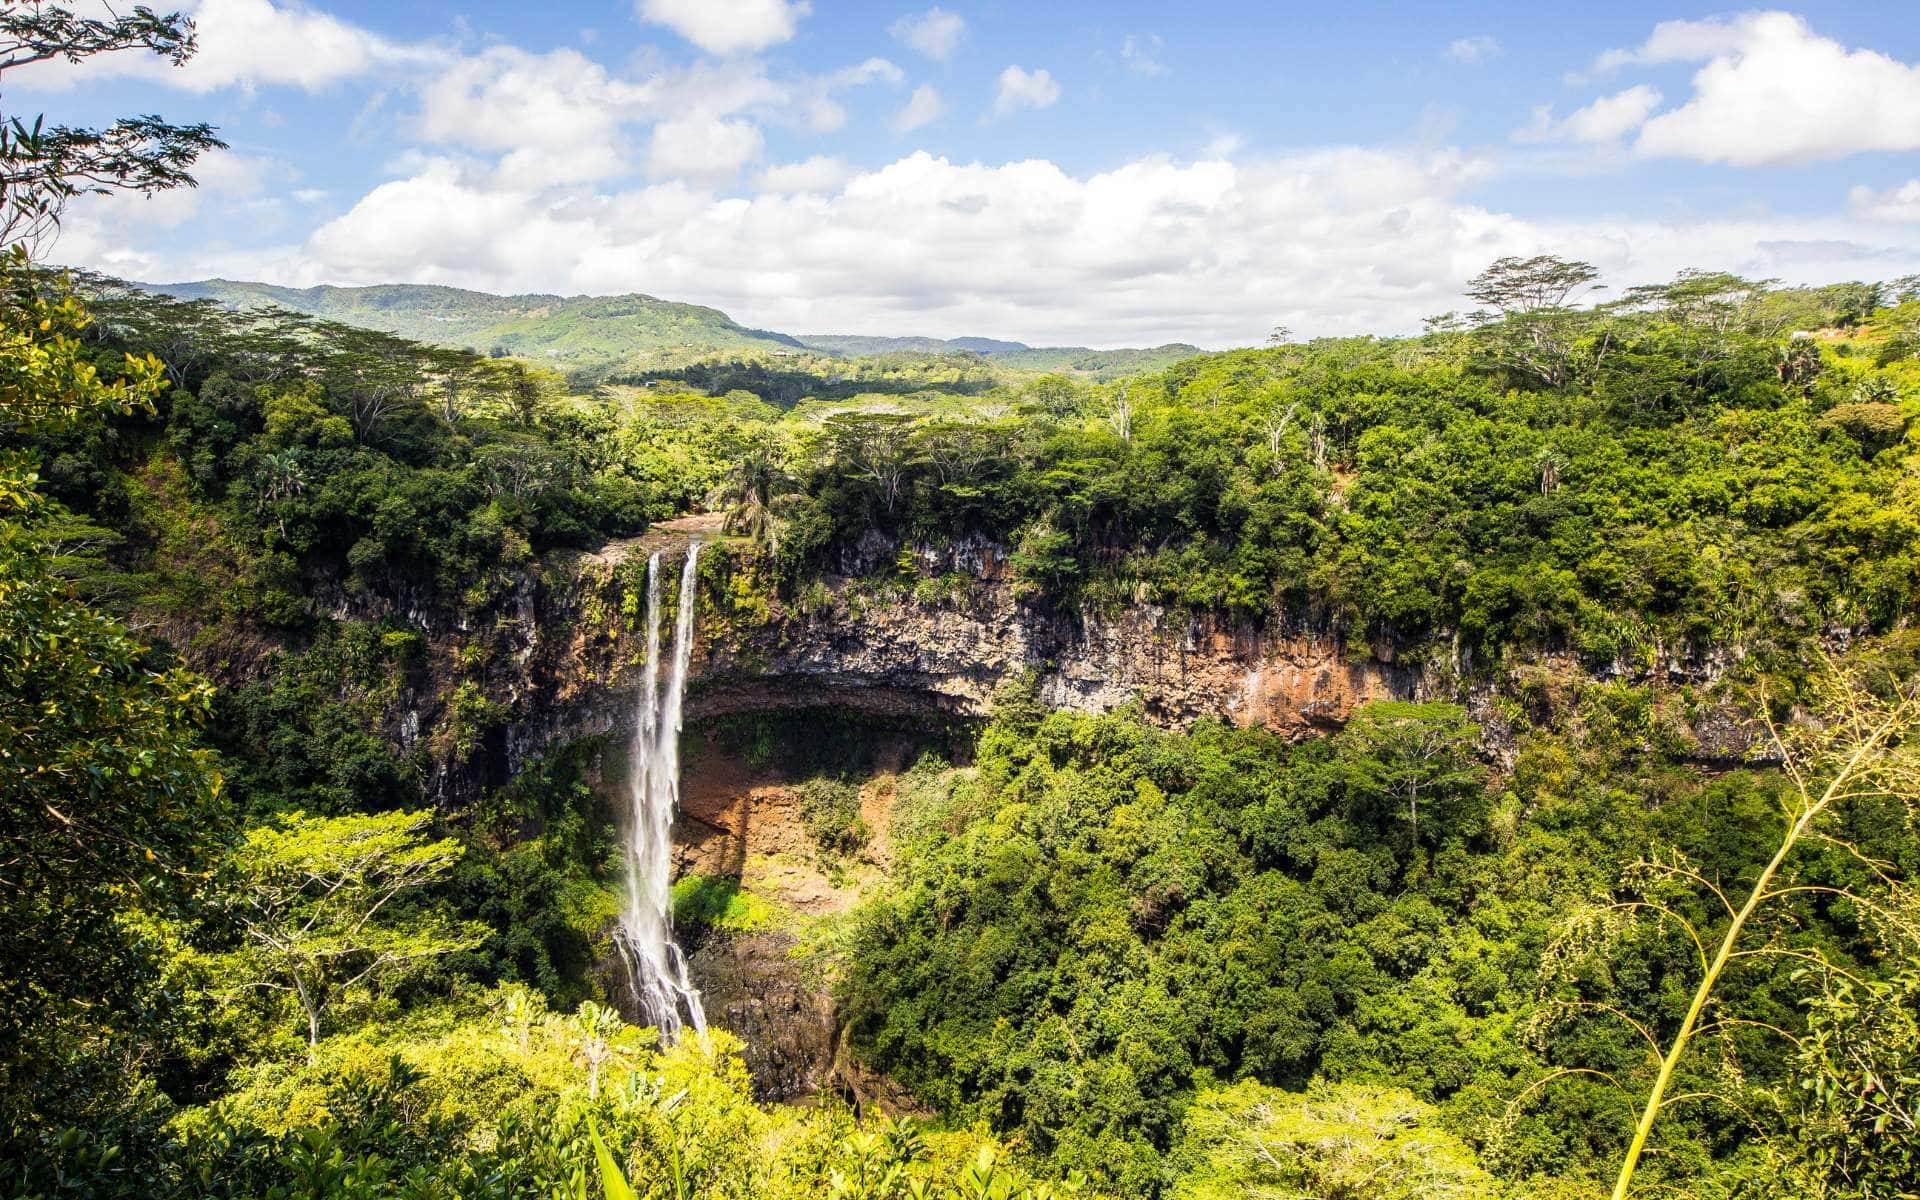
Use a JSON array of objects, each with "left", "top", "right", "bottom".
[
  {"left": 414, "top": 46, "right": 655, "bottom": 183},
  {"left": 1515, "top": 85, "right": 1663, "bottom": 145},
  {"left": 889, "top": 8, "right": 966, "bottom": 61},
  {"left": 756, "top": 156, "right": 853, "bottom": 194},
  {"left": 891, "top": 83, "right": 947, "bottom": 133},
  {"left": 1591, "top": 12, "right": 1920, "bottom": 165},
  {"left": 73, "top": 140, "right": 1909, "bottom": 349},
  {"left": 407, "top": 48, "right": 886, "bottom": 178},
  {"left": 635, "top": 0, "right": 810, "bottom": 56},
  {"left": 1121, "top": 34, "right": 1168, "bottom": 77},
  {"left": 648, "top": 116, "right": 765, "bottom": 181},
  {"left": 8, "top": 0, "right": 437, "bottom": 93},
  {"left": 1851, "top": 180, "right": 1920, "bottom": 223},
  {"left": 990, "top": 66, "right": 1061, "bottom": 119},
  {"left": 48, "top": 147, "right": 297, "bottom": 278},
  {"left": 1444, "top": 35, "right": 1501, "bottom": 64},
  {"left": 795, "top": 57, "right": 906, "bottom": 132}
]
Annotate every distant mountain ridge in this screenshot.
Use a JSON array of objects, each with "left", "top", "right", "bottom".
[
  {"left": 148, "top": 279, "right": 805, "bottom": 368},
  {"left": 797, "top": 333, "right": 1033, "bottom": 356},
  {"left": 146, "top": 278, "right": 1213, "bottom": 379}
]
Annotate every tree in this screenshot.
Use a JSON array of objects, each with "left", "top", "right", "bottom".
[
  {"left": 222, "top": 809, "right": 485, "bottom": 1058},
  {"left": 480, "top": 358, "right": 566, "bottom": 429},
  {"left": 826, "top": 412, "right": 915, "bottom": 514},
  {"left": 1334, "top": 701, "right": 1484, "bottom": 846},
  {"left": 1464, "top": 255, "right": 1605, "bottom": 389},
  {"left": 1258, "top": 398, "right": 1297, "bottom": 470},
  {"left": 1788, "top": 967, "right": 1920, "bottom": 1197},
  {"left": 0, "top": 4, "right": 223, "bottom": 245},
  {"left": 1467, "top": 255, "right": 1602, "bottom": 315},
  {"left": 1170, "top": 1080, "right": 1500, "bottom": 1200},
  {"left": 0, "top": 260, "right": 224, "bottom": 1116},
  {"left": 321, "top": 324, "right": 427, "bottom": 443},
  {"left": 707, "top": 440, "right": 794, "bottom": 545},
  {"left": 1099, "top": 383, "right": 1136, "bottom": 441}
]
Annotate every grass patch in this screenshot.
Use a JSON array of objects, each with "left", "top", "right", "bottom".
[{"left": 671, "top": 874, "right": 777, "bottom": 934}]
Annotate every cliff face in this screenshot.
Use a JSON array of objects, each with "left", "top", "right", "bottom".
[
  {"left": 313, "top": 519, "right": 1750, "bottom": 809},
  {"left": 468, "top": 524, "right": 1429, "bottom": 805}
]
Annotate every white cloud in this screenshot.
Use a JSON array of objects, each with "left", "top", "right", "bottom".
[
  {"left": 635, "top": 0, "right": 810, "bottom": 56},
  {"left": 47, "top": 147, "right": 293, "bottom": 277},
  {"left": 797, "top": 57, "right": 905, "bottom": 133},
  {"left": 1591, "top": 12, "right": 1920, "bottom": 166},
  {"left": 990, "top": 66, "right": 1061, "bottom": 119},
  {"left": 1516, "top": 85, "right": 1663, "bottom": 145},
  {"left": 891, "top": 83, "right": 947, "bottom": 133},
  {"left": 1851, "top": 180, "right": 1920, "bottom": 223},
  {"left": 1121, "top": 34, "right": 1168, "bottom": 77},
  {"left": 1200, "top": 133, "right": 1244, "bottom": 159},
  {"left": 757, "top": 156, "right": 852, "bottom": 194},
  {"left": 648, "top": 116, "right": 765, "bottom": 181},
  {"left": 409, "top": 48, "right": 884, "bottom": 177},
  {"left": 414, "top": 46, "right": 655, "bottom": 183},
  {"left": 889, "top": 8, "right": 966, "bottom": 61},
  {"left": 56, "top": 141, "right": 1920, "bottom": 346},
  {"left": 830, "top": 58, "right": 906, "bottom": 88},
  {"left": 8, "top": 0, "right": 436, "bottom": 93},
  {"left": 1444, "top": 35, "right": 1501, "bottom": 64}
]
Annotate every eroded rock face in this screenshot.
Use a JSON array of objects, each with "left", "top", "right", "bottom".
[
  {"left": 456, "top": 528, "right": 1431, "bottom": 802},
  {"left": 694, "top": 586, "right": 1418, "bottom": 734},
  {"left": 410, "top": 524, "right": 1755, "bottom": 807},
  {"left": 685, "top": 931, "right": 836, "bottom": 1102},
  {"left": 687, "top": 535, "right": 1424, "bottom": 741}
]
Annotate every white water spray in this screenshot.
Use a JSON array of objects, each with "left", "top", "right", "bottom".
[{"left": 618, "top": 543, "right": 707, "bottom": 1039}]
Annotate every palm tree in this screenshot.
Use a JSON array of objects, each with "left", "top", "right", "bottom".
[{"left": 709, "top": 444, "right": 794, "bottom": 546}]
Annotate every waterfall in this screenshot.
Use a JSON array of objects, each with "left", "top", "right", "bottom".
[{"left": 618, "top": 542, "right": 707, "bottom": 1039}]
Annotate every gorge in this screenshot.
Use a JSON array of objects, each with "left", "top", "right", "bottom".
[
  {"left": 10, "top": 7, "right": 1920, "bottom": 1197},
  {"left": 7, "top": 229, "right": 1914, "bottom": 1200}
]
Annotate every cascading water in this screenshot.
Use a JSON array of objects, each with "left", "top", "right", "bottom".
[{"left": 617, "top": 542, "right": 707, "bottom": 1039}]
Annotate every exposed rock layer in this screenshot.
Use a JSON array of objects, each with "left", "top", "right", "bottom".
[{"left": 474, "top": 529, "right": 1427, "bottom": 800}]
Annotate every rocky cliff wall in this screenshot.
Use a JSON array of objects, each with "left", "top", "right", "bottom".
[
  {"left": 457, "top": 522, "right": 1439, "bottom": 803},
  {"left": 308, "top": 518, "right": 1750, "bottom": 807}
]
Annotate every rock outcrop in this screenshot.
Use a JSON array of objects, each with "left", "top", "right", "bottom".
[
  {"left": 466, "top": 524, "right": 1429, "bottom": 804},
  {"left": 353, "top": 518, "right": 1755, "bottom": 808}
]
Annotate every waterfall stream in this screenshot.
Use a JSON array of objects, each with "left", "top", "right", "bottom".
[{"left": 618, "top": 542, "right": 707, "bottom": 1039}]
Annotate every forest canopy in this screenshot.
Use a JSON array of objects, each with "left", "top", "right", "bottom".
[{"left": 4, "top": 10, "right": 1920, "bottom": 1200}]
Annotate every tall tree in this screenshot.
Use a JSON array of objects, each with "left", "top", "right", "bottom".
[
  {"left": 0, "top": 254, "right": 225, "bottom": 1123},
  {"left": 0, "top": 4, "right": 223, "bottom": 245},
  {"left": 221, "top": 809, "right": 485, "bottom": 1057},
  {"left": 1334, "top": 701, "right": 1485, "bottom": 847},
  {"left": 1463, "top": 255, "right": 1605, "bottom": 389}
]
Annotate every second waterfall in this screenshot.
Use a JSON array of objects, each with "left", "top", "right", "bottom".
[{"left": 618, "top": 542, "right": 707, "bottom": 1039}]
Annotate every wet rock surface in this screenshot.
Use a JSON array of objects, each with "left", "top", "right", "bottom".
[{"left": 686, "top": 930, "right": 836, "bottom": 1102}]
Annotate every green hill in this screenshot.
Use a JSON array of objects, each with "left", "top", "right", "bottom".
[
  {"left": 798, "top": 332, "right": 1210, "bottom": 379},
  {"left": 798, "top": 333, "right": 1031, "bottom": 356},
  {"left": 148, "top": 278, "right": 1211, "bottom": 382},
  {"left": 148, "top": 279, "right": 804, "bottom": 370}
]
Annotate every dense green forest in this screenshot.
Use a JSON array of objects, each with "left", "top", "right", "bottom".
[{"left": 6, "top": 10, "right": 1920, "bottom": 1200}]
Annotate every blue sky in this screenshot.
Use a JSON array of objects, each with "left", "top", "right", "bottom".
[{"left": 11, "top": 1, "right": 1920, "bottom": 346}]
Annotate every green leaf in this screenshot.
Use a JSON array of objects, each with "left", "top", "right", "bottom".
[{"left": 588, "top": 1118, "right": 638, "bottom": 1200}]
